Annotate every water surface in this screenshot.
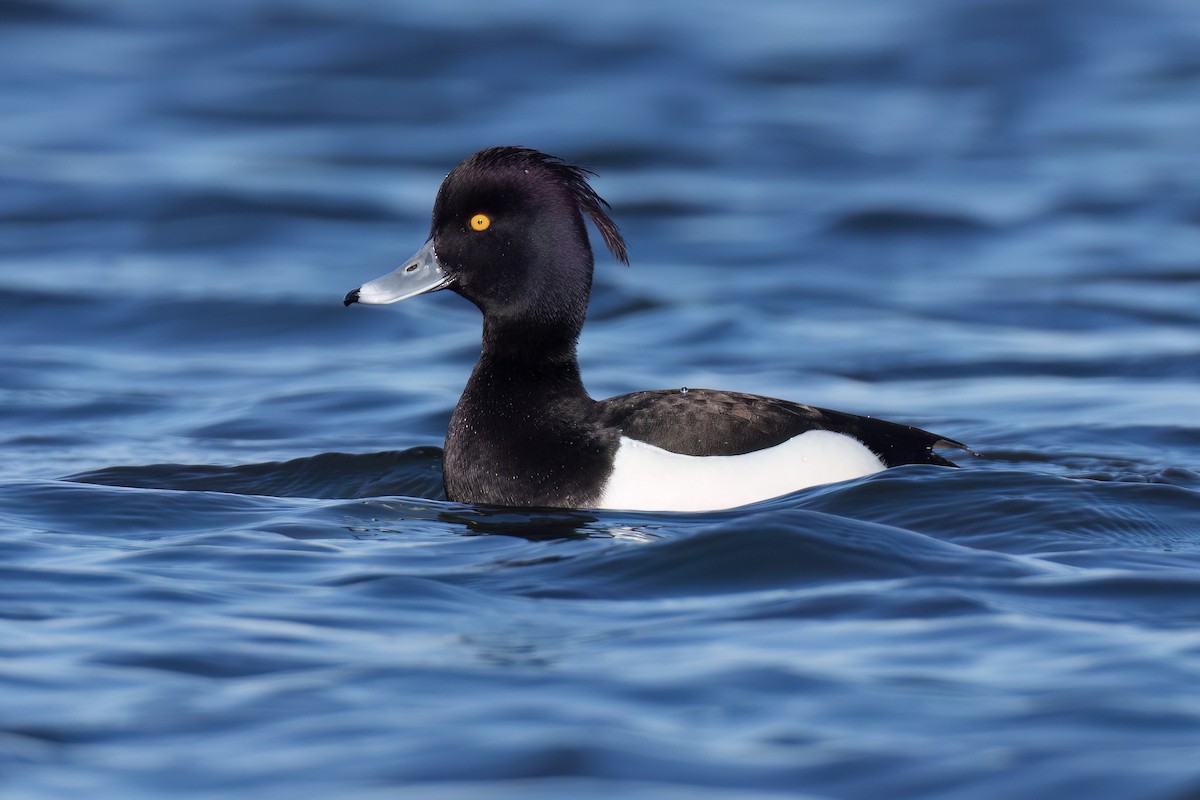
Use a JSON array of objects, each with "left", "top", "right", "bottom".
[{"left": 3, "top": 1, "right": 1200, "bottom": 798}]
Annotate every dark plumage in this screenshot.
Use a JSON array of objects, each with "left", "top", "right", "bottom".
[
  {"left": 598, "top": 389, "right": 962, "bottom": 466},
  {"left": 345, "top": 146, "right": 968, "bottom": 510}
]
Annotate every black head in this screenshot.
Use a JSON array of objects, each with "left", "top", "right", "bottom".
[{"left": 429, "top": 147, "right": 628, "bottom": 326}]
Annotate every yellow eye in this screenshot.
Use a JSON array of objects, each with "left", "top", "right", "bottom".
[{"left": 470, "top": 213, "right": 491, "bottom": 231}]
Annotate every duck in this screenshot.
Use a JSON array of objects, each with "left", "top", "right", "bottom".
[{"left": 345, "top": 146, "right": 968, "bottom": 512}]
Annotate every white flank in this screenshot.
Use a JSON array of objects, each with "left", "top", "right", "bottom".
[{"left": 595, "top": 431, "right": 886, "bottom": 512}]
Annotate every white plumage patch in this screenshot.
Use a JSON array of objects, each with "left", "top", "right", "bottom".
[{"left": 595, "top": 431, "right": 886, "bottom": 512}]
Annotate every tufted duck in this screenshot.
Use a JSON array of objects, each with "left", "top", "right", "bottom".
[{"left": 345, "top": 147, "right": 968, "bottom": 511}]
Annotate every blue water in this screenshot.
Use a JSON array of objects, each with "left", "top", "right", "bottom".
[{"left": 3, "top": 1, "right": 1200, "bottom": 798}]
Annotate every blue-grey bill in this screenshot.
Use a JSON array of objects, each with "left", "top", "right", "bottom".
[{"left": 345, "top": 238, "right": 451, "bottom": 306}]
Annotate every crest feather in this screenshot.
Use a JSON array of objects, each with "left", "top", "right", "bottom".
[{"left": 468, "top": 146, "right": 630, "bottom": 265}]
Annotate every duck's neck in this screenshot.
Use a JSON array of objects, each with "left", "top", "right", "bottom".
[{"left": 471, "top": 315, "right": 590, "bottom": 400}]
